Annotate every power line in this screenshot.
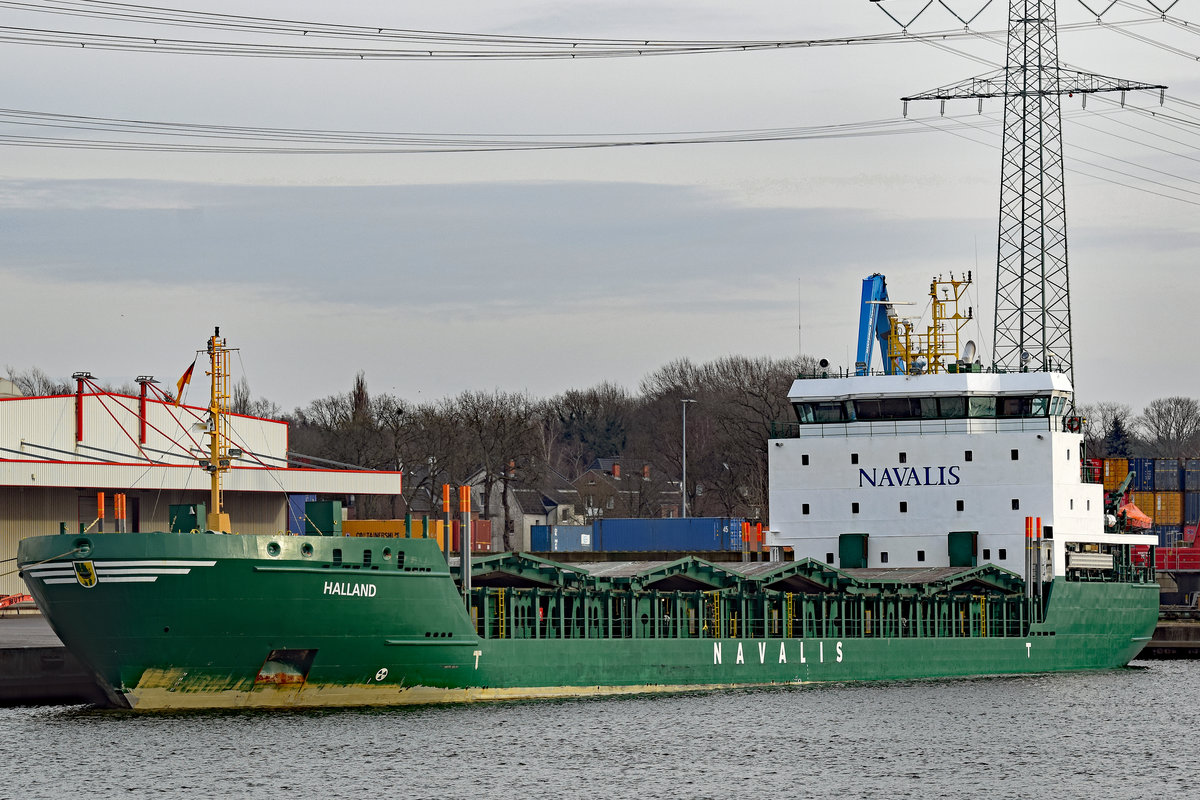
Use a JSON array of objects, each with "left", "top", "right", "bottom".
[{"left": 0, "top": 2, "right": 1162, "bottom": 60}]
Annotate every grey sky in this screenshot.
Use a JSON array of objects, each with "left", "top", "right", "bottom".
[{"left": 1, "top": 1, "right": 1197, "bottom": 414}]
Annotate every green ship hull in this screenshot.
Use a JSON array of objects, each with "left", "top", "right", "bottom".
[{"left": 17, "top": 531, "right": 1158, "bottom": 710}]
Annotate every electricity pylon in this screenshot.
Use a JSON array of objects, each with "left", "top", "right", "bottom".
[{"left": 880, "top": 0, "right": 1164, "bottom": 384}]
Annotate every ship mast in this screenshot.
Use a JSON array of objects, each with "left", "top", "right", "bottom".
[{"left": 205, "top": 327, "right": 232, "bottom": 533}]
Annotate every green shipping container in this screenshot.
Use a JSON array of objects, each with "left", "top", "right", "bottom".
[
  {"left": 168, "top": 503, "right": 206, "bottom": 533},
  {"left": 305, "top": 500, "right": 343, "bottom": 536}
]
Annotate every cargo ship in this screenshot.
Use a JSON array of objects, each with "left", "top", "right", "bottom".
[{"left": 17, "top": 300, "right": 1159, "bottom": 710}]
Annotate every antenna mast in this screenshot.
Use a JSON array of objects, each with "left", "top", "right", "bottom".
[{"left": 205, "top": 327, "right": 233, "bottom": 533}]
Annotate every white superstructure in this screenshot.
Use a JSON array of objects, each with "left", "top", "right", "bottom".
[{"left": 767, "top": 369, "right": 1154, "bottom": 577}]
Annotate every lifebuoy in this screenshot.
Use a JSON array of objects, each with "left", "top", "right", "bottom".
[{"left": 1066, "top": 416, "right": 1081, "bottom": 433}]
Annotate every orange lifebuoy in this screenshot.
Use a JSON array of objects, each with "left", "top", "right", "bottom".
[{"left": 1066, "top": 416, "right": 1081, "bottom": 433}]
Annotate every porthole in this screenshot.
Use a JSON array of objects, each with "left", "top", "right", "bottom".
[
  {"left": 267, "top": 542, "right": 281, "bottom": 557},
  {"left": 382, "top": 547, "right": 392, "bottom": 561},
  {"left": 301, "top": 543, "right": 314, "bottom": 557}
]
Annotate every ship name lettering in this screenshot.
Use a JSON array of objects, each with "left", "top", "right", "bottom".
[
  {"left": 758, "top": 642, "right": 767, "bottom": 664},
  {"left": 735, "top": 643, "right": 745, "bottom": 664},
  {"left": 800, "top": 642, "right": 806, "bottom": 663},
  {"left": 779, "top": 643, "right": 787, "bottom": 663},
  {"left": 713, "top": 642, "right": 722, "bottom": 664},
  {"left": 858, "top": 465, "right": 960, "bottom": 488},
  {"left": 836, "top": 641, "right": 843, "bottom": 662},
  {"left": 323, "top": 581, "right": 378, "bottom": 597}
]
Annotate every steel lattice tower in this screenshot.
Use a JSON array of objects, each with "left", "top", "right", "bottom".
[
  {"left": 888, "top": 0, "right": 1163, "bottom": 386},
  {"left": 994, "top": 0, "right": 1069, "bottom": 379}
]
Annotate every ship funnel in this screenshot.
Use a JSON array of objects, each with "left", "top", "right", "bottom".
[{"left": 960, "top": 340, "right": 976, "bottom": 363}]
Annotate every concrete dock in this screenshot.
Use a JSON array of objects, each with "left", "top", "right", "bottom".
[{"left": 0, "top": 614, "right": 107, "bottom": 705}]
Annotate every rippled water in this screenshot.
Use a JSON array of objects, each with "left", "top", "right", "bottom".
[{"left": 3, "top": 660, "right": 1198, "bottom": 800}]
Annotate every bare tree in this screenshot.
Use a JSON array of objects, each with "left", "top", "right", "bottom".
[
  {"left": 456, "top": 389, "right": 543, "bottom": 550},
  {"left": 5, "top": 366, "right": 71, "bottom": 396},
  {"left": 1078, "top": 401, "right": 1135, "bottom": 458},
  {"left": 1135, "top": 396, "right": 1200, "bottom": 457}
]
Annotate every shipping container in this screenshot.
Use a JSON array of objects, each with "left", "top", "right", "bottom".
[
  {"left": 1130, "top": 492, "right": 1156, "bottom": 521},
  {"left": 1157, "top": 525, "right": 1185, "bottom": 547},
  {"left": 288, "top": 494, "right": 316, "bottom": 535},
  {"left": 1101, "top": 458, "right": 1128, "bottom": 490},
  {"left": 1186, "top": 492, "right": 1200, "bottom": 527},
  {"left": 1155, "top": 458, "right": 1183, "bottom": 492},
  {"left": 1129, "top": 458, "right": 1155, "bottom": 492},
  {"left": 593, "top": 517, "right": 739, "bottom": 552},
  {"left": 530, "top": 524, "right": 593, "bottom": 553},
  {"left": 1187, "top": 460, "right": 1200, "bottom": 492},
  {"left": 1155, "top": 492, "right": 1184, "bottom": 525}
]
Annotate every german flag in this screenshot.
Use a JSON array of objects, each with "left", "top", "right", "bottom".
[{"left": 175, "top": 359, "right": 196, "bottom": 406}]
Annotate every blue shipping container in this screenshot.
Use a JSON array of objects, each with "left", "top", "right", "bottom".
[
  {"left": 530, "top": 524, "right": 593, "bottom": 552},
  {"left": 1155, "top": 458, "right": 1182, "bottom": 492},
  {"left": 530, "top": 525, "right": 551, "bottom": 552},
  {"left": 1129, "top": 458, "right": 1155, "bottom": 492},
  {"left": 1157, "top": 525, "right": 1184, "bottom": 547},
  {"left": 594, "top": 517, "right": 738, "bottom": 552},
  {"left": 288, "top": 493, "right": 316, "bottom": 535},
  {"left": 1186, "top": 460, "right": 1200, "bottom": 492},
  {"left": 1186, "top": 492, "right": 1200, "bottom": 526}
]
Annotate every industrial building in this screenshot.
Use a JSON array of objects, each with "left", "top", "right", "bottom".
[{"left": 0, "top": 378, "right": 401, "bottom": 596}]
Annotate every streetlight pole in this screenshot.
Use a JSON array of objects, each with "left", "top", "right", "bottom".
[{"left": 681, "top": 398, "right": 695, "bottom": 518}]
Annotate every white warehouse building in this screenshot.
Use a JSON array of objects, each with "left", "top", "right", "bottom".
[{"left": 0, "top": 380, "right": 401, "bottom": 596}]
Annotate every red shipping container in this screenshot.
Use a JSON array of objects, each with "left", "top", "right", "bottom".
[{"left": 450, "top": 519, "right": 493, "bottom": 552}]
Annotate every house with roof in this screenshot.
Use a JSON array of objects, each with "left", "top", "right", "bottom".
[
  {"left": 472, "top": 467, "right": 584, "bottom": 551},
  {"left": 571, "top": 458, "right": 682, "bottom": 521}
]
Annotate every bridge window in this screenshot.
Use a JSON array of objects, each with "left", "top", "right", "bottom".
[
  {"left": 999, "top": 548, "right": 1007, "bottom": 559},
  {"left": 802, "top": 504, "right": 810, "bottom": 515},
  {"left": 794, "top": 401, "right": 851, "bottom": 424},
  {"left": 917, "top": 550, "right": 925, "bottom": 562},
  {"left": 937, "top": 396, "right": 966, "bottom": 418},
  {"left": 968, "top": 396, "right": 996, "bottom": 417}
]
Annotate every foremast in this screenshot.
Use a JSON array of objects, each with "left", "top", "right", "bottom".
[{"left": 204, "top": 327, "right": 233, "bottom": 533}]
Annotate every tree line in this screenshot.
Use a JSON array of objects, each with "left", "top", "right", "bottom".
[
  {"left": 10, "top": 363, "right": 1200, "bottom": 545},
  {"left": 1079, "top": 398, "right": 1200, "bottom": 460}
]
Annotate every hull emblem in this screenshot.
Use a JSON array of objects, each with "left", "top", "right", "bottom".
[{"left": 73, "top": 560, "right": 98, "bottom": 589}]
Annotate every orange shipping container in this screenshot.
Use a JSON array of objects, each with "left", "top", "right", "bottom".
[
  {"left": 1130, "top": 492, "right": 1156, "bottom": 522},
  {"left": 1155, "top": 492, "right": 1184, "bottom": 525},
  {"left": 1102, "top": 458, "right": 1129, "bottom": 491}
]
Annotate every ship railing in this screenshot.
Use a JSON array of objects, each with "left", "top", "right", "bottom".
[{"left": 771, "top": 417, "right": 1054, "bottom": 440}]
